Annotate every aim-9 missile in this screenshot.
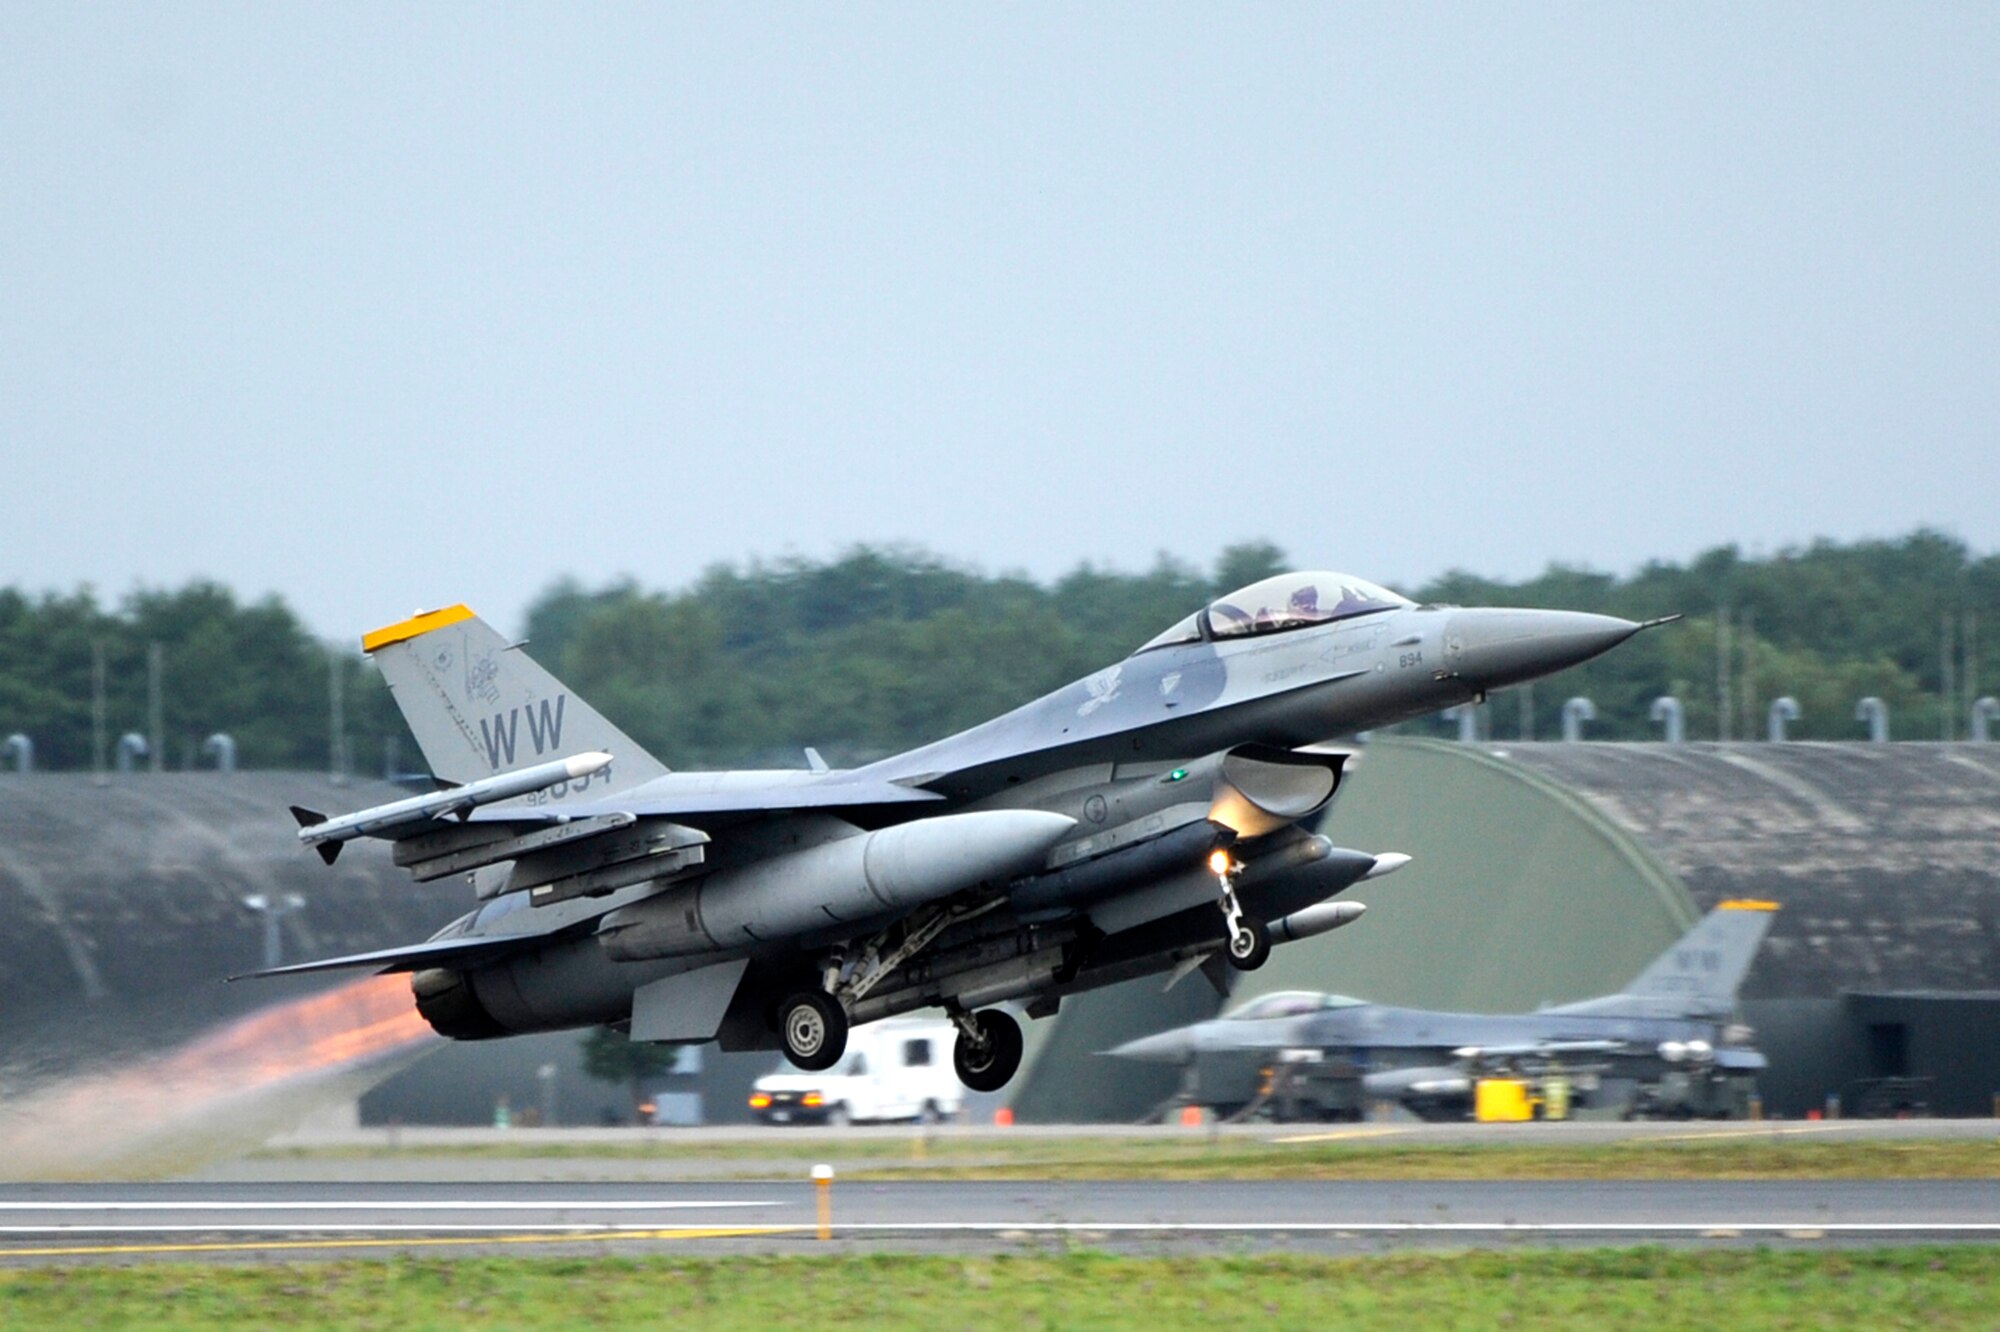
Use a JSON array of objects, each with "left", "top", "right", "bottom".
[{"left": 291, "top": 751, "right": 615, "bottom": 864}]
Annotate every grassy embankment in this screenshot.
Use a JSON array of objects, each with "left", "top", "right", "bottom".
[
  {"left": 260, "top": 1131, "right": 2000, "bottom": 1180},
  {"left": 2, "top": 1249, "right": 1993, "bottom": 1330}
]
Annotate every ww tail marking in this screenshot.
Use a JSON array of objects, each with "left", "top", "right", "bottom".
[{"left": 479, "top": 696, "right": 568, "bottom": 770}]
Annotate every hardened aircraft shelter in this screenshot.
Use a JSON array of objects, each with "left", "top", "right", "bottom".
[{"left": 1013, "top": 738, "right": 2000, "bottom": 1120}]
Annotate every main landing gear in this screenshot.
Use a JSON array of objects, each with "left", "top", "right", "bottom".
[
  {"left": 1210, "top": 849, "right": 1270, "bottom": 971},
  {"left": 777, "top": 989, "right": 1024, "bottom": 1093},
  {"left": 781, "top": 898, "right": 1023, "bottom": 1080},
  {"left": 950, "top": 1007, "right": 1024, "bottom": 1093},
  {"left": 777, "top": 990, "right": 848, "bottom": 1072}
]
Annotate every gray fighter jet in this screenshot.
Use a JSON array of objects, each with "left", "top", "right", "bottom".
[
  {"left": 1107, "top": 900, "right": 1776, "bottom": 1118},
  {"left": 263, "top": 569, "right": 1655, "bottom": 1094}
]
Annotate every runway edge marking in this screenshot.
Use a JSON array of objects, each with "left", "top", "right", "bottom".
[{"left": 0, "top": 1226, "right": 802, "bottom": 1260}]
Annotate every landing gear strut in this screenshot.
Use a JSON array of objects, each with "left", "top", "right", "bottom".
[
  {"left": 949, "top": 1008, "right": 1024, "bottom": 1093},
  {"left": 1211, "top": 851, "right": 1269, "bottom": 971},
  {"left": 777, "top": 991, "right": 849, "bottom": 1071}
]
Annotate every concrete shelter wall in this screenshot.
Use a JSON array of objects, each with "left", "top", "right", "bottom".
[
  {"left": 0, "top": 772, "right": 457, "bottom": 1072},
  {"left": 1498, "top": 742, "right": 2000, "bottom": 997}
]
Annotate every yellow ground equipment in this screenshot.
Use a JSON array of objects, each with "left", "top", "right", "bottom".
[{"left": 1474, "top": 1077, "right": 1541, "bottom": 1122}]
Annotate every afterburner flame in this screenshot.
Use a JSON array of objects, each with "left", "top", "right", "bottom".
[
  {"left": 169, "top": 973, "right": 435, "bottom": 1084},
  {"left": 0, "top": 974, "right": 440, "bottom": 1180}
]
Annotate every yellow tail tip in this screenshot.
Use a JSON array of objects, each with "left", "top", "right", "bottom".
[{"left": 362, "top": 605, "right": 477, "bottom": 654}]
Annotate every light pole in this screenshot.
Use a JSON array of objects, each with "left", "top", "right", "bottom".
[
  {"left": 202, "top": 733, "right": 237, "bottom": 773},
  {"left": 537, "top": 1062, "right": 558, "bottom": 1128},
  {"left": 242, "top": 892, "right": 306, "bottom": 970},
  {"left": 1649, "top": 696, "right": 1684, "bottom": 744}
]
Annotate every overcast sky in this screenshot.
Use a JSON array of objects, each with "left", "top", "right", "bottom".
[{"left": 4, "top": 5, "right": 1995, "bottom": 638}]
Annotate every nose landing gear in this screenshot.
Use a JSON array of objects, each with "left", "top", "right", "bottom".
[{"left": 1209, "top": 850, "right": 1270, "bottom": 971}]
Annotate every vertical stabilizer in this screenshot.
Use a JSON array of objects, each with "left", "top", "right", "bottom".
[
  {"left": 1616, "top": 900, "right": 1778, "bottom": 1014},
  {"left": 363, "top": 606, "right": 669, "bottom": 790}
]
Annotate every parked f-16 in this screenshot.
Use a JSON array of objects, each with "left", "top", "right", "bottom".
[
  {"left": 263, "top": 570, "right": 1654, "bottom": 1094},
  {"left": 1107, "top": 900, "right": 1775, "bottom": 1116}
]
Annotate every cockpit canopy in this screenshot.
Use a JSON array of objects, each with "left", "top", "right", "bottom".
[
  {"left": 1222, "top": 990, "right": 1367, "bottom": 1020},
  {"left": 1135, "top": 570, "right": 1412, "bottom": 654}
]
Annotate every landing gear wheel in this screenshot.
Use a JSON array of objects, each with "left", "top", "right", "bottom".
[
  {"left": 1225, "top": 916, "right": 1271, "bottom": 971},
  {"left": 952, "top": 1009, "right": 1024, "bottom": 1093},
  {"left": 778, "top": 991, "right": 848, "bottom": 1072}
]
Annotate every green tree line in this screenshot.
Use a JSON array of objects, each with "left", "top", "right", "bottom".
[
  {"left": 1, "top": 531, "right": 1994, "bottom": 772},
  {"left": 0, "top": 582, "right": 397, "bottom": 772}
]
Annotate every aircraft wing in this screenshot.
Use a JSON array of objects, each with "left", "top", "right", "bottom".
[
  {"left": 295, "top": 761, "right": 943, "bottom": 874},
  {"left": 533, "top": 775, "right": 946, "bottom": 821}
]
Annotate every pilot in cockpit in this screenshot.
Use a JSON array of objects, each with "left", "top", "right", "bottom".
[{"left": 1257, "top": 583, "right": 1322, "bottom": 631}]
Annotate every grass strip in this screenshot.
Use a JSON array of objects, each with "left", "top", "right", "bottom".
[
  {"left": 258, "top": 1135, "right": 2000, "bottom": 1180},
  {"left": 1, "top": 1247, "right": 1993, "bottom": 1330}
]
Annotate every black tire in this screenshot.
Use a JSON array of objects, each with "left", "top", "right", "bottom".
[
  {"left": 778, "top": 992, "right": 848, "bottom": 1072},
  {"left": 827, "top": 1102, "right": 852, "bottom": 1128},
  {"left": 952, "top": 1009, "right": 1024, "bottom": 1093},
  {"left": 1225, "top": 916, "right": 1271, "bottom": 971}
]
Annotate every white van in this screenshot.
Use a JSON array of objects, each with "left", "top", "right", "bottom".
[{"left": 749, "top": 1017, "right": 964, "bottom": 1125}]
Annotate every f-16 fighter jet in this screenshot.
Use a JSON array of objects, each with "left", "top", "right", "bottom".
[
  {"left": 266, "top": 570, "right": 1654, "bottom": 1093},
  {"left": 1107, "top": 900, "right": 1776, "bottom": 1117}
]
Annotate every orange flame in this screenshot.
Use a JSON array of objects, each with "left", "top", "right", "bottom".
[
  {"left": 0, "top": 974, "right": 441, "bottom": 1179},
  {"left": 161, "top": 973, "right": 436, "bottom": 1086}
]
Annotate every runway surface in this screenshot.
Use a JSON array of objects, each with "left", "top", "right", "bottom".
[
  {"left": 4, "top": 1178, "right": 1997, "bottom": 1263},
  {"left": 195, "top": 1115, "right": 2000, "bottom": 1183}
]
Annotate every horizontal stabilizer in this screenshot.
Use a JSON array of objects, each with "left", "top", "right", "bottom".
[{"left": 228, "top": 930, "right": 557, "bottom": 981}]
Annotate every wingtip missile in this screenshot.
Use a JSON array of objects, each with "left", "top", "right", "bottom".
[
  {"left": 294, "top": 750, "right": 617, "bottom": 854},
  {"left": 562, "top": 750, "right": 615, "bottom": 780},
  {"left": 289, "top": 806, "right": 342, "bottom": 862}
]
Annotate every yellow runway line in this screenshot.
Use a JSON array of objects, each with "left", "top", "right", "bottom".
[
  {"left": 1640, "top": 1124, "right": 1858, "bottom": 1144},
  {"left": 1272, "top": 1127, "right": 1408, "bottom": 1145},
  {"left": 0, "top": 1226, "right": 801, "bottom": 1260}
]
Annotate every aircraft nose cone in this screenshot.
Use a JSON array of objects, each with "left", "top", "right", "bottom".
[
  {"left": 1104, "top": 1028, "right": 1197, "bottom": 1064},
  {"left": 1446, "top": 609, "right": 1642, "bottom": 691}
]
